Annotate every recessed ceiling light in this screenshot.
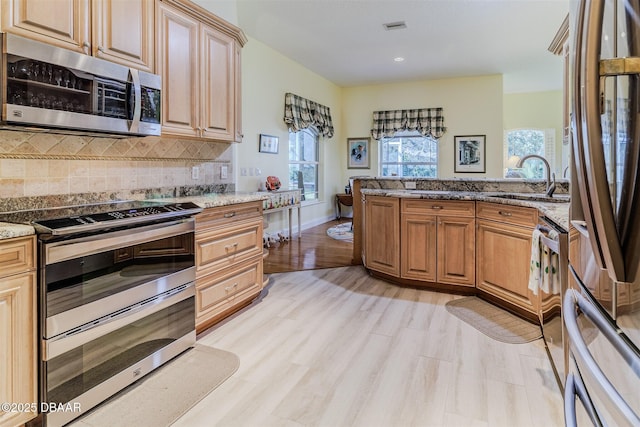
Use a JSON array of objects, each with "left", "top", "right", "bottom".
[{"left": 394, "top": 57, "right": 405, "bottom": 62}]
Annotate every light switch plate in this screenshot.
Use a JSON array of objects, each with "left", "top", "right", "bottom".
[
  {"left": 220, "top": 165, "right": 228, "bottom": 179},
  {"left": 191, "top": 166, "right": 199, "bottom": 180}
]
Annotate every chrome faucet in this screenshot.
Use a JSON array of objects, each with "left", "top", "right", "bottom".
[{"left": 515, "top": 154, "right": 556, "bottom": 197}]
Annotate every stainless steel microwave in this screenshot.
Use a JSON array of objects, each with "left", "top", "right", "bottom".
[{"left": 1, "top": 33, "right": 161, "bottom": 136}]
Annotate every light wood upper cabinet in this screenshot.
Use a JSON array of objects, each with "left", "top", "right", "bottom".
[
  {"left": 0, "top": 236, "right": 37, "bottom": 427},
  {"left": 1, "top": 0, "right": 90, "bottom": 53},
  {"left": 364, "top": 196, "right": 400, "bottom": 277},
  {"left": 155, "top": 0, "right": 246, "bottom": 142},
  {"left": 2, "top": 0, "right": 155, "bottom": 71},
  {"left": 155, "top": 1, "right": 199, "bottom": 138},
  {"left": 92, "top": 0, "right": 155, "bottom": 72}
]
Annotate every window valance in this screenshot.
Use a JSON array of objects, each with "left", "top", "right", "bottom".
[
  {"left": 371, "top": 108, "right": 446, "bottom": 140},
  {"left": 284, "top": 92, "right": 335, "bottom": 138}
]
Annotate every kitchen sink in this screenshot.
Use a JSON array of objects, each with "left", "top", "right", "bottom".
[{"left": 487, "top": 193, "right": 570, "bottom": 203}]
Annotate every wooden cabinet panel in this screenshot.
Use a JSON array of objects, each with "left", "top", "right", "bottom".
[
  {"left": 476, "top": 201, "right": 538, "bottom": 227},
  {"left": 401, "top": 214, "right": 437, "bottom": 281},
  {"left": 477, "top": 218, "right": 537, "bottom": 314},
  {"left": 156, "top": 0, "right": 199, "bottom": 138},
  {"left": 234, "top": 41, "right": 243, "bottom": 142},
  {"left": 195, "top": 218, "right": 262, "bottom": 276},
  {"left": 402, "top": 199, "right": 475, "bottom": 217},
  {"left": 195, "top": 255, "right": 262, "bottom": 331},
  {"left": 194, "top": 201, "right": 263, "bottom": 331},
  {"left": 437, "top": 216, "right": 475, "bottom": 286},
  {"left": 93, "top": 0, "right": 155, "bottom": 71},
  {"left": 0, "top": 235, "right": 35, "bottom": 277},
  {"left": 1, "top": 0, "right": 90, "bottom": 53},
  {"left": 200, "top": 25, "right": 234, "bottom": 140},
  {"left": 364, "top": 196, "right": 400, "bottom": 276},
  {"left": 0, "top": 237, "right": 37, "bottom": 427}
]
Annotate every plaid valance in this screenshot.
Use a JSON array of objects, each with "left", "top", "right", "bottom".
[
  {"left": 371, "top": 108, "right": 447, "bottom": 140},
  {"left": 284, "top": 93, "right": 334, "bottom": 138}
]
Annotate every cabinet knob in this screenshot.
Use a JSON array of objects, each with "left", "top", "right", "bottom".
[{"left": 97, "top": 46, "right": 104, "bottom": 53}]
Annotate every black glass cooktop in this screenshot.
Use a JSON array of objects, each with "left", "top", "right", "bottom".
[{"left": 0, "top": 200, "right": 202, "bottom": 235}]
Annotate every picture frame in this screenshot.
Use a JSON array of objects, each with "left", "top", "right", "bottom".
[
  {"left": 454, "top": 135, "right": 486, "bottom": 173},
  {"left": 347, "top": 137, "right": 370, "bottom": 169},
  {"left": 259, "top": 134, "right": 279, "bottom": 154}
]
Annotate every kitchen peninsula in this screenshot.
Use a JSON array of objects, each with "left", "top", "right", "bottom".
[{"left": 351, "top": 177, "right": 570, "bottom": 323}]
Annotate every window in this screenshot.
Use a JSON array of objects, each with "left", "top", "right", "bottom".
[
  {"left": 504, "top": 129, "right": 555, "bottom": 178},
  {"left": 289, "top": 128, "right": 319, "bottom": 201},
  {"left": 379, "top": 132, "right": 438, "bottom": 177}
]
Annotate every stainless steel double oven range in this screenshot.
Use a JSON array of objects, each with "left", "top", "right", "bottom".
[{"left": 15, "top": 200, "right": 202, "bottom": 426}]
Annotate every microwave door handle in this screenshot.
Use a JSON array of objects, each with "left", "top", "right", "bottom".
[
  {"left": 564, "top": 372, "right": 603, "bottom": 427},
  {"left": 129, "top": 68, "right": 142, "bottom": 134},
  {"left": 580, "top": 0, "right": 626, "bottom": 282}
]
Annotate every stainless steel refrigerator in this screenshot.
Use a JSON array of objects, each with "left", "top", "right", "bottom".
[{"left": 565, "top": 0, "right": 640, "bottom": 425}]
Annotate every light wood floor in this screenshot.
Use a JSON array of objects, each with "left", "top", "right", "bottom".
[
  {"left": 264, "top": 219, "right": 355, "bottom": 273},
  {"left": 176, "top": 266, "right": 564, "bottom": 427}
]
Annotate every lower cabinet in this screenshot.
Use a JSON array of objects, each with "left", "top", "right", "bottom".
[
  {"left": 363, "top": 195, "right": 400, "bottom": 276},
  {"left": 0, "top": 236, "right": 37, "bottom": 427},
  {"left": 401, "top": 199, "right": 475, "bottom": 287},
  {"left": 476, "top": 202, "right": 539, "bottom": 316},
  {"left": 194, "top": 201, "right": 263, "bottom": 333}
]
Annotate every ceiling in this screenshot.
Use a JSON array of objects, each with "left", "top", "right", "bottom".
[{"left": 234, "top": 0, "right": 570, "bottom": 93}]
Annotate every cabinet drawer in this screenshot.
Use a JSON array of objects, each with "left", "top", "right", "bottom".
[
  {"left": 0, "top": 236, "right": 36, "bottom": 278},
  {"left": 476, "top": 201, "right": 538, "bottom": 227},
  {"left": 196, "top": 218, "right": 262, "bottom": 275},
  {"left": 402, "top": 199, "right": 475, "bottom": 217},
  {"left": 196, "top": 201, "right": 262, "bottom": 229},
  {"left": 196, "top": 257, "right": 262, "bottom": 320}
]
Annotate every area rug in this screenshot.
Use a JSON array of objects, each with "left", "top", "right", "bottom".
[
  {"left": 75, "top": 344, "right": 239, "bottom": 427},
  {"left": 327, "top": 222, "right": 353, "bottom": 243},
  {"left": 445, "top": 297, "right": 542, "bottom": 343}
]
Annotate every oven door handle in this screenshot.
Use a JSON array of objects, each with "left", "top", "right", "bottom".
[
  {"left": 45, "top": 218, "right": 194, "bottom": 264},
  {"left": 43, "top": 282, "right": 194, "bottom": 360}
]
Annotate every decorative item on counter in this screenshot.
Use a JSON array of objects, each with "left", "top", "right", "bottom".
[{"left": 265, "top": 176, "right": 281, "bottom": 191}]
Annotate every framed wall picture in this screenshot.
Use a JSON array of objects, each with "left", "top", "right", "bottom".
[
  {"left": 259, "top": 134, "right": 279, "bottom": 154},
  {"left": 454, "top": 135, "right": 486, "bottom": 173},
  {"left": 347, "top": 137, "right": 370, "bottom": 169}
]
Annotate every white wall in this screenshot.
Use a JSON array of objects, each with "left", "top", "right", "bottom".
[
  {"left": 237, "top": 37, "right": 344, "bottom": 232},
  {"left": 341, "top": 75, "right": 505, "bottom": 179}
]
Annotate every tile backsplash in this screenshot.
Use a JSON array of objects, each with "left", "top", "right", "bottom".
[{"left": 0, "top": 129, "right": 235, "bottom": 201}]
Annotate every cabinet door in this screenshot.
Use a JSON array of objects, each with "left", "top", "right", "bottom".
[
  {"left": 156, "top": 1, "right": 199, "bottom": 138},
  {"left": 364, "top": 196, "right": 400, "bottom": 276},
  {"left": 401, "top": 214, "right": 437, "bottom": 282},
  {"left": 438, "top": 216, "right": 475, "bottom": 286},
  {"left": 477, "top": 219, "right": 537, "bottom": 314},
  {"left": 200, "top": 25, "right": 235, "bottom": 141},
  {"left": 1, "top": 0, "right": 90, "bottom": 53},
  {"left": 92, "top": 0, "right": 154, "bottom": 72},
  {"left": 0, "top": 272, "right": 37, "bottom": 427},
  {"left": 234, "top": 42, "right": 243, "bottom": 142}
]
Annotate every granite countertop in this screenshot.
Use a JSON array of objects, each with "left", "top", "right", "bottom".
[
  {"left": 360, "top": 189, "right": 570, "bottom": 231},
  {"left": 150, "top": 192, "right": 269, "bottom": 209},
  {"left": 0, "top": 222, "right": 36, "bottom": 239}
]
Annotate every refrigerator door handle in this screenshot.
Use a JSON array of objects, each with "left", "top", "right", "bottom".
[
  {"left": 578, "top": 0, "right": 626, "bottom": 282},
  {"left": 563, "top": 284, "right": 640, "bottom": 426},
  {"left": 564, "top": 372, "right": 603, "bottom": 427}
]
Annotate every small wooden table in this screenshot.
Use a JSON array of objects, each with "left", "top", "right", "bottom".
[{"left": 335, "top": 193, "right": 353, "bottom": 219}]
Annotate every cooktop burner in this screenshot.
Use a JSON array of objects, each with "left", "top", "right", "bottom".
[{"left": 0, "top": 200, "right": 202, "bottom": 236}]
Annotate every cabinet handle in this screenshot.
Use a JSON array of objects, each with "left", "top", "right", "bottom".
[
  {"left": 431, "top": 205, "right": 443, "bottom": 210},
  {"left": 498, "top": 211, "right": 513, "bottom": 217},
  {"left": 224, "top": 283, "right": 239, "bottom": 292},
  {"left": 224, "top": 242, "right": 239, "bottom": 251},
  {"left": 224, "top": 212, "right": 236, "bottom": 218},
  {"left": 97, "top": 46, "right": 104, "bottom": 53},
  {"left": 82, "top": 41, "right": 90, "bottom": 54}
]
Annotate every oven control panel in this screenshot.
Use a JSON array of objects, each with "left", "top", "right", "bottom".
[{"left": 32, "top": 201, "right": 202, "bottom": 235}]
